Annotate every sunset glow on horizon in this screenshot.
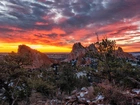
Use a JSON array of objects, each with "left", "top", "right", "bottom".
[
  {"left": 0, "top": 0, "right": 140, "bottom": 53},
  {"left": 0, "top": 43, "right": 71, "bottom": 53}
]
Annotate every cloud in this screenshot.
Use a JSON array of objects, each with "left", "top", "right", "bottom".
[
  {"left": 0, "top": 0, "right": 140, "bottom": 52},
  {"left": 1, "top": 0, "right": 140, "bottom": 30}
]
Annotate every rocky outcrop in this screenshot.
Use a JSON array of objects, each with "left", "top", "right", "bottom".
[
  {"left": 87, "top": 43, "right": 97, "bottom": 52},
  {"left": 68, "top": 42, "right": 86, "bottom": 60},
  {"left": 66, "top": 43, "right": 136, "bottom": 66},
  {"left": 115, "top": 47, "right": 135, "bottom": 60},
  {"left": 67, "top": 43, "right": 98, "bottom": 60},
  {"left": 66, "top": 43, "right": 98, "bottom": 66},
  {"left": 18, "top": 45, "right": 53, "bottom": 68}
]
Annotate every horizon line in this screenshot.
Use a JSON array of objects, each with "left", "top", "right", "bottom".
[{"left": 0, "top": 51, "right": 140, "bottom": 54}]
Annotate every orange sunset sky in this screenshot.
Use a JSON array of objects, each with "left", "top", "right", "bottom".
[{"left": 0, "top": 0, "right": 140, "bottom": 53}]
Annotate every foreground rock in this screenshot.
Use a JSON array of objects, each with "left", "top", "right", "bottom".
[
  {"left": 64, "top": 86, "right": 104, "bottom": 105},
  {"left": 18, "top": 85, "right": 140, "bottom": 105}
]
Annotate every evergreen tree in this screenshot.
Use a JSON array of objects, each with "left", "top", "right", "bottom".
[
  {"left": 0, "top": 52, "right": 31, "bottom": 105},
  {"left": 58, "top": 63, "right": 77, "bottom": 94}
]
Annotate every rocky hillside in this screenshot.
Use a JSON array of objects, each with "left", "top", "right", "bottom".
[
  {"left": 18, "top": 45, "right": 53, "bottom": 68},
  {"left": 66, "top": 42, "right": 135, "bottom": 65}
]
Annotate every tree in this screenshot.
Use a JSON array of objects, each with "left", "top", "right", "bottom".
[
  {"left": 0, "top": 52, "right": 31, "bottom": 105},
  {"left": 58, "top": 63, "right": 77, "bottom": 94},
  {"left": 94, "top": 39, "right": 117, "bottom": 82},
  {"left": 27, "top": 67, "right": 56, "bottom": 98},
  {"left": 95, "top": 39, "right": 140, "bottom": 87}
]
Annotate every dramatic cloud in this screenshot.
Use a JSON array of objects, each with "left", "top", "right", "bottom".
[{"left": 0, "top": 0, "right": 140, "bottom": 52}]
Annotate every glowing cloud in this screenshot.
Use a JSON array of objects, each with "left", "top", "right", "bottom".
[{"left": 0, "top": 0, "right": 140, "bottom": 52}]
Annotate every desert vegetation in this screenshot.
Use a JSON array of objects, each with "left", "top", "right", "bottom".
[{"left": 0, "top": 39, "right": 140, "bottom": 105}]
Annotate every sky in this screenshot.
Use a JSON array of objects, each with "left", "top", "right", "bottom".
[{"left": 0, "top": 0, "right": 140, "bottom": 53}]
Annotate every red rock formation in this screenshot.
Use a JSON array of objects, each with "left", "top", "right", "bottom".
[
  {"left": 68, "top": 42, "right": 86, "bottom": 60},
  {"left": 18, "top": 45, "right": 53, "bottom": 68},
  {"left": 66, "top": 43, "right": 135, "bottom": 65},
  {"left": 65, "top": 43, "right": 98, "bottom": 66},
  {"left": 87, "top": 43, "right": 97, "bottom": 53},
  {"left": 115, "top": 47, "right": 136, "bottom": 60},
  {"left": 68, "top": 43, "right": 97, "bottom": 60}
]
